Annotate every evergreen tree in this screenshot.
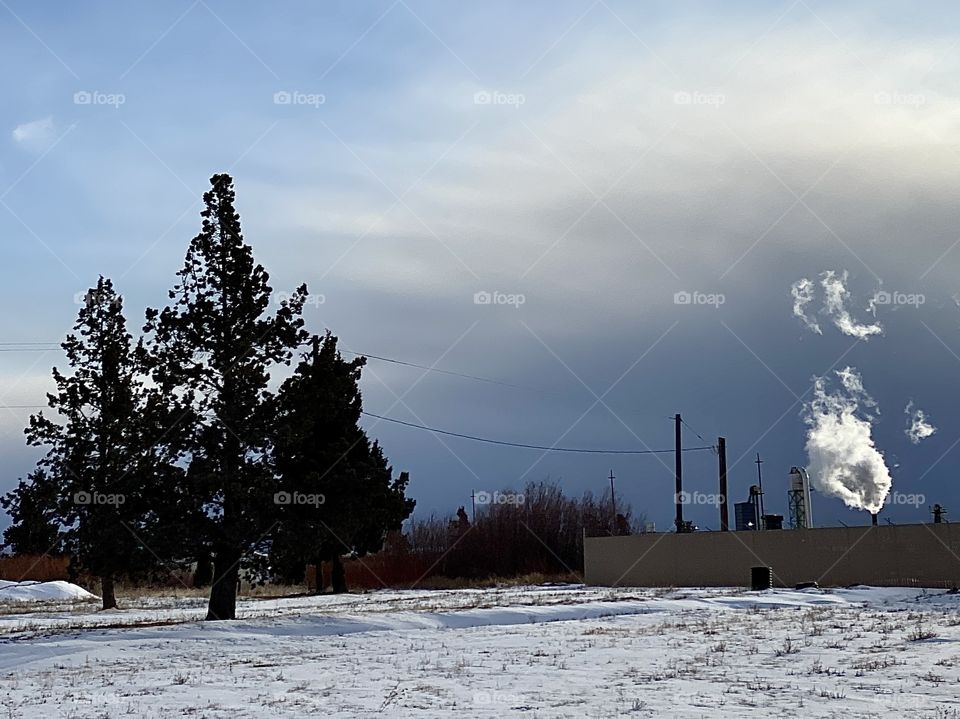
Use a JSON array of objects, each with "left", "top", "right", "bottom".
[
  {"left": 143, "top": 173, "right": 307, "bottom": 620},
  {"left": 24, "top": 277, "right": 159, "bottom": 609},
  {"left": 1, "top": 469, "right": 63, "bottom": 556},
  {"left": 271, "top": 333, "right": 415, "bottom": 593}
]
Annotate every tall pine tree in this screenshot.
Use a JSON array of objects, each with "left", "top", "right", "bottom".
[
  {"left": 24, "top": 278, "right": 159, "bottom": 609},
  {"left": 143, "top": 174, "right": 307, "bottom": 620}
]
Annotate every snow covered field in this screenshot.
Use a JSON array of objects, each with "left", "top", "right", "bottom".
[{"left": 1, "top": 584, "right": 958, "bottom": 718}]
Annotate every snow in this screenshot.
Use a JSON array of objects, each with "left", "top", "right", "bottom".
[
  {"left": 1, "top": 584, "right": 959, "bottom": 717},
  {"left": 0, "top": 579, "right": 97, "bottom": 603}
]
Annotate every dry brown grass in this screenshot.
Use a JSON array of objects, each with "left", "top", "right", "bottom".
[
  {"left": 408, "top": 572, "right": 582, "bottom": 590},
  {"left": 0, "top": 554, "right": 70, "bottom": 583},
  {"left": 115, "top": 574, "right": 580, "bottom": 601},
  {"left": 1, "top": 551, "right": 581, "bottom": 599},
  {"left": 115, "top": 583, "right": 312, "bottom": 601}
]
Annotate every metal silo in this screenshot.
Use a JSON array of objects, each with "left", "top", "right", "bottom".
[{"left": 788, "top": 466, "right": 814, "bottom": 529}]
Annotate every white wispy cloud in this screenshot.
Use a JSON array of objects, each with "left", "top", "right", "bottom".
[
  {"left": 791, "top": 278, "right": 821, "bottom": 334},
  {"left": 820, "top": 271, "right": 883, "bottom": 341},
  {"left": 791, "top": 271, "right": 883, "bottom": 340},
  {"left": 12, "top": 116, "right": 56, "bottom": 152},
  {"left": 905, "top": 401, "right": 936, "bottom": 444}
]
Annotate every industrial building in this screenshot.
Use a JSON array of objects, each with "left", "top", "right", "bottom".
[
  {"left": 586, "top": 429, "right": 958, "bottom": 587},
  {"left": 584, "top": 522, "right": 960, "bottom": 588}
]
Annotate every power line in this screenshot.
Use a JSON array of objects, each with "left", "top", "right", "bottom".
[
  {"left": 0, "top": 342, "right": 615, "bottom": 413},
  {"left": 0, "top": 347, "right": 60, "bottom": 352},
  {"left": 675, "top": 414, "right": 717, "bottom": 453},
  {"left": 340, "top": 349, "right": 532, "bottom": 391},
  {"left": 672, "top": 415, "right": 704, "bottom": 442},
  {"left": 1, "top": 341, "right": 534, "bottom": 393},
  {"left": 5, "top": 340, "right": 542, "bottom": 394},
  {"left": 3, "top": 344, "right": 719, "bottom": 452},
  {"left": 362, "top": 411, "right": 715, "bottom": 455},
  {"left": 4, "top": 405, "right": 718, "bottom": 456}
]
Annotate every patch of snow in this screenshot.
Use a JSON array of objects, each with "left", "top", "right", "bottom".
[{"left": 0, "top": 580, "right": 98, "bottom": 603}]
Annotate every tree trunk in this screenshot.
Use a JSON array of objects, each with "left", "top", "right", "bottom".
[
  {"left": 331, "top": 554, "right": 347, "bottom": 594},
  {"left": 194, "top": 550, "right": 213, "bottom": 588},
  {"left": 101, "top": 575, "right": 117, "bottom": 610},
  {"left": 206, "top": 547, "right": 241, "bottom": 620},
  {"left": 313, "top": 557, "right": 323, "bottom": 595}
]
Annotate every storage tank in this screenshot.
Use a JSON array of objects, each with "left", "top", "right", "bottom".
[{"left": 788, "top": 466, "right": 814, "bottom": 529}]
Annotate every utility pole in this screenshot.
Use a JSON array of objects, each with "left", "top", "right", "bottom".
[
  {"left": 675, "top": 413, "right": 683, "bottom": 532},
  {"left": 755, "top": 453, "right": 765, "bottom": 528},
  {"left": 609, "top": 469, "right": 617, "bottom": 530},
  {"left": 470, "top": 490, "right": 476, "bottom": 523},
  {"left": 718, "top": 437, "right": 729, "bottom": 531}
]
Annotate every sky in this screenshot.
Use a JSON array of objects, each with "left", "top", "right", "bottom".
[{"left": 2, "top": 0, "right": 960, "bottom": 533}]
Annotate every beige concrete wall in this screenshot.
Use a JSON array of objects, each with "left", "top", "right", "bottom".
[{"left": 584, "top": 523, "right": 960, "bottom": 588}]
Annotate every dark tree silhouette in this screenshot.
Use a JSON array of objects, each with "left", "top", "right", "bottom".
[
  {"left": 143, "top": 174, "right": 307, "bottom": 620},
  {"left": 1, "top": 469, "right": 63, "bottom": 556},
  {"left": 23, "top": 278, "right": 161, "bottom": 609},
  {"left": 271, "top": 333, "right": 415, "bottom": 593}
]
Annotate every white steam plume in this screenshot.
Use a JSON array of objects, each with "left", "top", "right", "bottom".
[
  {"left": 791, "top": 278, "right": 821, "bottom": 334},
  {"left": 905, "top": 401, "right": 936, "bottom": 444},
  {"left": 804, "top": 366, "right": 891, "bottom": 513},
  {"left": 820, "top": 270, "right": 883, "bottom": 340}
]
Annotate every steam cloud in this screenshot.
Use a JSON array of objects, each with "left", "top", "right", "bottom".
[
  {"left": 820, "top": 270, "right": 883, "bottom": 340},
  {"left": 804, "top": 366, "right": 892, "bottom": 513},
  {"left": 905, "top": 401, "right": 936, "bottom": 444},
  {"left": 791, "top": 278, "right": 821, "bottom": 334},
  {"left": 791, "top": 270, "right": 883, "bottom": 340}
]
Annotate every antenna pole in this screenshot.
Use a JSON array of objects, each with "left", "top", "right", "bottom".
[
  {"left": 609, "top": 470, "right": 617, "bottom": 531},
  {"left": 675, "top": 414, "right": 684, "bottom": 532}
]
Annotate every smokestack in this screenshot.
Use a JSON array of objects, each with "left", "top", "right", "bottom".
[
  {"left": 871, "top": 512, "right": 878, "bottom": 526},
  {"left": 718, "top": 437, "right": 729, "bottom": 531}
]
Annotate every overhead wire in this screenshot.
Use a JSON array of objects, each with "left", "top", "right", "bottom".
[
  {"left": 3, "top": 342, "right": 714, "bottom": 457},
  {"left": 362, "top": 411, "right": 715, "bottom": 455}
]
